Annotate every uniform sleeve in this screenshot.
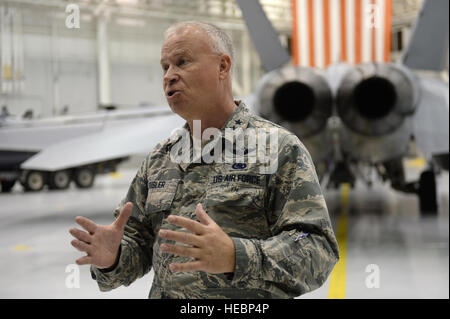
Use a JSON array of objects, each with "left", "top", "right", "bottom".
[
  {"left": 229, "top": 134, "right": 339, "bottom": 298},
  {"left": 90, "top": 155, "right": 155, "bottom": 292}
]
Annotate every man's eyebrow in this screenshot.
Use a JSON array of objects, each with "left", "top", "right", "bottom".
[{"left": 160, "top": 49, "right": 192, "bottom": 65}]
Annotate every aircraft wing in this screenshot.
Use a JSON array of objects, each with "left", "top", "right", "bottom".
[
  {"left": 404, "top": 0, "right": 449, "bottom": 159},
  {"left": 412, "top": 76, "right": 449, "bottom": 159},
  {"left": 20, "top": 113, "right": 185, "bottom": 171},
  {"left": 0, "top": 105, "right": 172, "bottom": 153},
  {"left": 0, "top": 121, "right": 104, "bottom": 152}
]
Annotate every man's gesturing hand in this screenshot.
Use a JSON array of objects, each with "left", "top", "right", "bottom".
[
  {"left": 69, "top": 202, "right": 133, "bottom": 269},
  {"left": 159, "top": 203, "right": 236, "bottom": 274}
]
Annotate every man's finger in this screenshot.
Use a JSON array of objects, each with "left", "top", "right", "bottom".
[
  {"left": 71, "top": 239, "right": 92, "bottom": 254},
  {"left": 167, "top": 215, "right": 205, "bottom": 235},
  {"left": 75, "top": 216, "right": 97, "bottom": 234},
  {"left": 160, "top": 243, "right": 201, "bottom": 259},
  {"left": 169, "top": 261, "right": 203, "bottom": 273},
  {"left": 114, "top": 202, "right": 133, "bottom": 229},
  {"left": 159, "top": 229, "right": 202, "bottom": 247},
  {"left": 69, "top": 228, "right": 92, "bottom": 244},
  {"left": 76, "top": 255, "right": 93, "bottom": 266},
  {"left": 196, "top": 203, "right": 213, "bottom": 226}
]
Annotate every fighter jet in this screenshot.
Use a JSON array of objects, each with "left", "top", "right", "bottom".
[{"left": 235, "top": 0, "right": 449, "bottom": 215}]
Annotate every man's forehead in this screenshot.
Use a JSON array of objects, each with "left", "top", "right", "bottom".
[
  {"left": 161, "top": 27, "right": 210, "bottom": 58},
  {"left": 160, "top": 46, "right": 193, "bottom": 63}
]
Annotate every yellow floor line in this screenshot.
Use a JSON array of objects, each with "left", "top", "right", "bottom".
[
  {"left": 12, "top": 245, "right": 32, "bottom": 252},
  {"left": 328, "top": 183, "right": 350, "bottom": 299},
  {"left": 109, "top": 172, "right": 123, "bottom": 179}
]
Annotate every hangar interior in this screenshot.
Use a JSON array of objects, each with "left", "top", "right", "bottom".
[
  {"left": 0, "top": 0, "right": 432, "bottom": 117},
  {"left": 0, "top": 0, "right": 448, "bottom": 299}
]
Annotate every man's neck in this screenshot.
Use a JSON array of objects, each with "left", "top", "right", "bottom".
[{"left": 187, "top": 99, "right": 238, "bottom": 138}]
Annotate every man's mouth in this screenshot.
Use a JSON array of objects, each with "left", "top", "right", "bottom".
[{"left": 167, "top": 90, "right": 181, "bottom": 98}]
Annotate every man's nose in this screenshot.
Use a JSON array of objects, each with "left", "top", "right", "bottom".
[{"left": 163, "top": 66, "right": 179, "bottom": 85}]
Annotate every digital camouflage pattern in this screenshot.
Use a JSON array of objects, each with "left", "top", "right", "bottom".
[{"left": 90, "top": 102, "right": 339, "bottom": 299}]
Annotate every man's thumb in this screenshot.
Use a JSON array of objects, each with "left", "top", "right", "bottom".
[{"left": 114, "top": 202, "right": 133, "bottom": 229}]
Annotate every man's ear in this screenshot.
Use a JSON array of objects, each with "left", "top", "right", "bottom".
[{"left": 218, "top": 54, "right": 232, "bottom": 80}]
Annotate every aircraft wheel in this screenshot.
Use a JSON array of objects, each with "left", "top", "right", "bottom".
[
  {"left": 74, "top": 167, "right": 95, "bottom": 188},
  {"left": 22, "top": 171, "right": 46, "bottom": 192},
  {"left": 49, "top": 170, "right": 71, "bottom": 190},
  {"left": 1, "top": 180, "right": 16, "bottom": 192},
  {"left": 418, "top": 169, "right": 438, "bottom": 216}
]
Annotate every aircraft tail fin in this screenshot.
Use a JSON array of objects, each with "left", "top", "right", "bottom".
[
  {"left": 235, "top": 0, "right": 291, "bottom": 72},
  {"left": 401, "top": 0, "right": 449, "bottom": 72}
]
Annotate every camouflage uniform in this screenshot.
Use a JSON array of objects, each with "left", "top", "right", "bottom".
[{"left": 90, "top": 101, "right": 339, "bottom": 299}]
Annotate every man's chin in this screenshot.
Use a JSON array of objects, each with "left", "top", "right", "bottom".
[{"left": 168, "top": 102, "right": 190, "bottom": 121}]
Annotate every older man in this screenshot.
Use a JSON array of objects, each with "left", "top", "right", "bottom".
[{"left": 69, "top": 21, "right": 339, "bottom": 299}]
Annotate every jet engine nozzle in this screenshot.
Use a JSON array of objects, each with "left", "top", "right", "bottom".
[
  {"left": 337, "top": 63, "right": 420, "bottom": 136},
  {"left": 255, "top": 66, "right": 333, "bottom": 139}
]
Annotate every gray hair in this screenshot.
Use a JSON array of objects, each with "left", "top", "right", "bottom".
[{"left": 164, "top": 21, "right": 234, "bottom": 63}]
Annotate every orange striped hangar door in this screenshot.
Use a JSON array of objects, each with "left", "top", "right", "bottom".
[{"left": 291, "top": 0, "right": 393, "bottom": 68}]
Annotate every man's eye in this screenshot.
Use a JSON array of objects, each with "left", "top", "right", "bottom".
[{"left": 177, "top": 59, "right": 187, "bottom": 66}]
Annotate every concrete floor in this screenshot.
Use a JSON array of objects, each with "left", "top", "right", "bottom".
[{"left": 0, "top": 159, "right": 448, "bottom": 299}]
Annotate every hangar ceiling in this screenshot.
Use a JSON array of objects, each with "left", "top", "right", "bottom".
[{"left": 0, "top": 0, "right": 425, "bottom": 33}]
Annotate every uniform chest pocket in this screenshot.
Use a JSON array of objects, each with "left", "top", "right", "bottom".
[
  {"left": 205, "top": 184, "right": 265, "bottom": 209},
  {"left": 145, "top": 179, "right": 181, "bottom": 233},
  {"left": 145, "top": 179, "right": 180, "bottom": 213},
  {"left": 204, "top": 183, "right": 269, "bottom": 238}
]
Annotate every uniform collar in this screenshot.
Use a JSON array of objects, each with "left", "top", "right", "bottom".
[
  {"left": 167, "top": 100, "right": 250, "bottom": 171},
  {"left": 219, "top": 100, "right": 250, "bottom": 132}
]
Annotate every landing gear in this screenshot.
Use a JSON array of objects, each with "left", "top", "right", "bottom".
[
  {"left": 48, "top": 170, "right": 72, "bottom": 190},
  {"left": 19, "top": 167, "right": 96, "bottom": 191},
  {"left": 21, "top": 171, "right": 46, "bottom": 192},
  {"left": 382, "top": 158, "right": 439, "bottom": 216},
  {"left": 73, "top": 167, "right": 95, "bottom": 188},
  {"left": 328, "top": 161, "right": 356, "bottom": 189},
  {"left": 417, "top": 169, "right": 438, "bottom": 215}
]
